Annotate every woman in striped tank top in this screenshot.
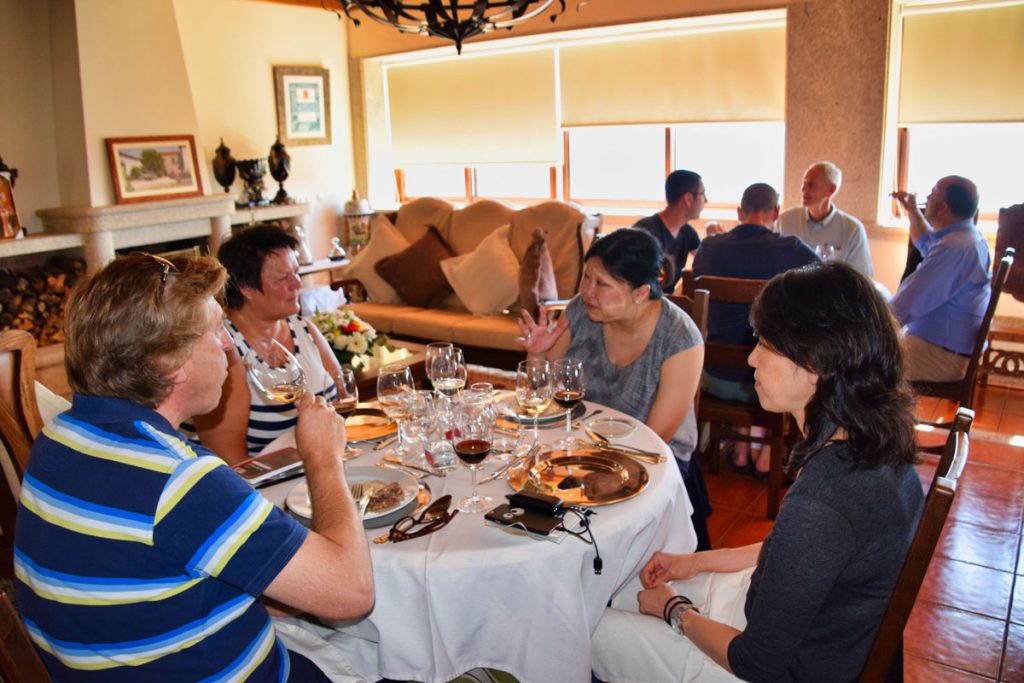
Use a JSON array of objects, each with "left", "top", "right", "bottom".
[{"left": 194, "top": 225, "right": 343, "bottom": 464}]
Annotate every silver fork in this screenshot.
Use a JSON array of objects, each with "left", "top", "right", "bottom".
[{"left": 351, "top": 483, "right": 371, "bottom": 517}]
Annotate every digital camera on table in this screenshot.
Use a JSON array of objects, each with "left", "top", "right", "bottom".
[{"left": 485, "top": 490, "right": 564, "bottom": 536}]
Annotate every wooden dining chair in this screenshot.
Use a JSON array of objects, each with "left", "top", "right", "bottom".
[
  {"left": 858, "top": 407, "right": 973, "bottom": 683},
  {"left": 0, "top": 330, "right": 44, "bottom": 578},
  {"left": 0, "top": 592, "right": 50, "bottom": 683},
  {"left": 668, "top": 289, "right": 709, "bottom": 416},
  {"left": 686, "top": 274, "right": 791, "bottom": 519},
  {"left": 913, "top": 249, "right": 1012, "bottom": 453}
]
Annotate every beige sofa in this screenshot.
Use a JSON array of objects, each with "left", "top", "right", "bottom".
[{"left": 333, "top": 197, "right": 600, "bottom": 369}]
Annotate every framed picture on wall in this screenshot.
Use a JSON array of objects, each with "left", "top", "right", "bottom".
[
  {"left": 105, "top": 135, "right": 204, "bottom": 204},
  {"left": 0, "top": 173, "right": 21, "bottom": 239},
  {"left": 274, "top": 65, "right": 331, "bottom": 146}
]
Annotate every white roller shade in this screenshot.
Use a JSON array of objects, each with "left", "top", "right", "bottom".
[
  {"left": 899, "top": 3, "right": 1024, "bottom": 123},
  {"left": 387, "top": 49, "right": 559, "bottom": 165},
  {"left": 559, "top": 24, "right": 786, "bottom": 126}
]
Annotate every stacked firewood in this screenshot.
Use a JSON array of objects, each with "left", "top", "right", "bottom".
[{"left": 0, "top": 257, "right": 85, "bottom": 346}]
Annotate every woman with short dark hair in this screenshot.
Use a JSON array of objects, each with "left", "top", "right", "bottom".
[
  {"left": 194, "top": 225, "right": 342, "bottom": 464},
  {"left": 518, "top": 227, "right": 708, "bottom": 546},
  {"left": 591, "top": 261, "right": 924, "bottom": 683}
]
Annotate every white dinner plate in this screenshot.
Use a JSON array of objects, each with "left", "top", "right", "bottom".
[
  {"left": 286, "top": 467, "right": 419, "bottom": 527},
  {"left": 587, "top": 417, "right": 637, "bottom": 440}
]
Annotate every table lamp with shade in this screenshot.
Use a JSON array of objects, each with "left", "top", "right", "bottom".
[{"left": 344, "top": 190, "right": 374, "bottom": 254}]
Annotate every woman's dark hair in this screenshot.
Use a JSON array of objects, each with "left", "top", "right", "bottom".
[
  {"left": 218, "top": 224, "right": 298, "bottom": 309},
  {"left": 584, "top": 228, "right": 665, "bottom": 299},
  {"left": 750, "top": 261, "right": 917, "bottom": 471}
]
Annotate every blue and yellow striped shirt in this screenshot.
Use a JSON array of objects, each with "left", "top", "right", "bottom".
[{"left": 14, "top": 395, "right": 308, "bottom": 681}]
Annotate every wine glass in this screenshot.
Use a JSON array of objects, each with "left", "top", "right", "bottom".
[
  {"left": 454, "top": 393, "right": 493, "bottom": 514},
  {"left": 553, "top": 358, "right": 585, "bottom": 451},
  {"left": 471, "top": 381, "right": 516, "bottom": 460},
  {"left": 244, "top": 338, "right": 306, "bottom": 404},
  {"left": 516, "top": 359, "right": 552, "bottom": 445},
  {"left": 431, "top": 347, "right": 468, "bottom": 399},
  {"left": 377, "top": 363, "right": 414, "bottom": 461},
  {"left": 403, "top": 390, "right": 435, "bottom": 467},
  {"left": 327, "top": 365, "right": 360, "bottom": 460},
  {"left": 425, "top": 342, "right": 454, "bottom": 390}
]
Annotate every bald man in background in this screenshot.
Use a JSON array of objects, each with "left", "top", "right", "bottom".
[
  {"left": 892, "top": 176, "right": 990, "bottom": 382},
  {"left": 778, "top": 161, "right": 874, "bottom": 277}
]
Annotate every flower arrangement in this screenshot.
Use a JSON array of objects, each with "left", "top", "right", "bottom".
[{"left": 312, "top": 308, "right": 389, "bottom": 370}]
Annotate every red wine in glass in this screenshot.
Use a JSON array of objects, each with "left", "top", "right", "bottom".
[
  {"left": 553, "top": 389, "right": 584, "bottom": 411},
  {"left": 455, "top": 438, "right": 491, "bottom": 466}
]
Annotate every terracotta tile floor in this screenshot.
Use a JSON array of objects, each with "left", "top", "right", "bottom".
[{"left": 704, "top": 383, "right": 1024, "bottom": 682}]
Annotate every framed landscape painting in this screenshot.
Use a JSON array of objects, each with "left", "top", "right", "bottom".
[
  {"left": 274, "top": 65, "right": 332, "bottom": 146},
  {"left": 105, "top": 135, "right": 203, "bottom": 204}
]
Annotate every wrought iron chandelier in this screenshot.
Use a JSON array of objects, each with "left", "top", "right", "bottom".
[{"left": 331, "top": 1, "right": 567, "bottom": 53}]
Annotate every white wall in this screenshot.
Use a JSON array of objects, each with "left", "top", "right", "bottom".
[{"left": 0, "top": 0, "right": 64, "bottom": 231}]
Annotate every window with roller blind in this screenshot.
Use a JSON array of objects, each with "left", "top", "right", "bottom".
[
  {"left": 893, "top": 1, "right": 1024, "bottom": 219},
  {"left": 383, "top": 10, "right": 787, "bottom": 208}
]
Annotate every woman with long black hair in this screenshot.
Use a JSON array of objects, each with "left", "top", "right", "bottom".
[{"left": 592, "top": 261, "right": 924, "bottom": 682}]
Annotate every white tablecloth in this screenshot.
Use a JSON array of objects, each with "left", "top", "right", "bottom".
[{"left": 261, "top": 401, "right": 697, "bottom": 683}]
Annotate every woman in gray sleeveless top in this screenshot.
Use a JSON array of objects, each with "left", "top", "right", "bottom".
[{"left": 517, "top": 228, "right": 709, "bottom": 547}]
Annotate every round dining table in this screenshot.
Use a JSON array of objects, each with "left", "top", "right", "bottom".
[{"left": 260, "top": 400, "right": 698, "bottom": 683}]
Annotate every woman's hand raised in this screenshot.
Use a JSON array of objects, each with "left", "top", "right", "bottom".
[{"left": 516, "top": 305, "right": 568, "bottom": 358}]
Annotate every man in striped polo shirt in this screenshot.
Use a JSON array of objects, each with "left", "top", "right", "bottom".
[{"left": 14, "top": 253, "right": 374, "bottom": 681}]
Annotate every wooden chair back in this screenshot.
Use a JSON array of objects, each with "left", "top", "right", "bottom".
[
  {"left": 0, "top": 593, "right": 50, "bottom": 682},
  {"left": 912, "top": 248, "right": 1013, "bottom": 411},
  {"left": 858, "top": 407, "right": 973, "bottom": 683},
  {"left": 0, "top": 331, "right": 43, "bottom": 578},
  {"left": 667, "top": 289, "right": 709, "bottom": 341},
  {"left": 0, "top": 330, "right": 43, "bottom": 474},
  {"left": 687, "top": 275, "right": 790, "bottom": 518},
  {"left": 668, "top": 289, "right": 709, "bottom": 415}
]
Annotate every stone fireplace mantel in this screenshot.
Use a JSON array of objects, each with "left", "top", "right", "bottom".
[{"left": 33, "top": 195, "right": 236, "bottom": 273}]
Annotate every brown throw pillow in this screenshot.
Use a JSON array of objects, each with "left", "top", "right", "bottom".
[
  {"left": 519, "top": 226, "right": 558, "bottom": 317},
  {"left": 375, "top": 225, "right": 456, "bottom": 307}
]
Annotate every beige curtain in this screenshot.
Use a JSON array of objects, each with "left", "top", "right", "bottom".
[
  {"left": 559, "top": 24, "right": 786, "bottom": 126},
  {"left": 387, "top": 49, "right": 559, "bottom": 165},
  {"left": 899, "top": 3, "right": 1024, "bottom": 123}
]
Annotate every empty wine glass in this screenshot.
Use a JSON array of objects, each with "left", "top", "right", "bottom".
[
  {"left": 454, "top": 394, "right": 493, "bottom": 514},
  {"left": 553, "top": 358, "right": 585, "bottom": 451},
  {"left": 327, "top": 365, "right": 360, "bottom": 460},
  {"left": 377, "top": 363, "right": 414, "bottom": 461},
  {"left": 403, "top": 390, "right": 435, "bottom": 467},
  {"left": 516, "top": 359, "right": 552, "bottom": 445},
  {"left": 244, "top": 338, "right": 306, "bottom": 404}
]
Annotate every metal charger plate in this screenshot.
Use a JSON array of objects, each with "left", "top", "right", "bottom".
[
  {"left": 345, "top": 407, "right": 396, "bottom": 443},
  {"left": 506, "top": 448, "right": 649, "bottom": 506},
  {"left": 495, "top": 393, "right": 585, "bottom": 429}
]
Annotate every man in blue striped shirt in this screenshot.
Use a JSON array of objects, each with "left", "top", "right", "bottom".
[{"left": 14, "top": 253, "right": 373, "bottom": 681}]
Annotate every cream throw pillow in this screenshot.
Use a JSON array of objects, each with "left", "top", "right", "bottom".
[
  {"left": 339, "top": 215, "right": 409, "bottom": 304},
  {"left": 441, "top": 225, "right": 519, "bottom": 316}
]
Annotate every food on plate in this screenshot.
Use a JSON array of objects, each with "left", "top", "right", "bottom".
[{"left": 367, "top": 481, "right": 405, "bottom": 513}]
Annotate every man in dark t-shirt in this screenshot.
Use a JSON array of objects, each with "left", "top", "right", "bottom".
[{"left": 634, "top": 169, "right": 705, "bottom": 293}]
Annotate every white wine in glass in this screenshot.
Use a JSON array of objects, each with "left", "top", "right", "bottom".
[
  {"left": 377, "top": 364, "right": 415, "bottom": 461},
  {"left": 516, "top": 359, "right": 552, "bottom": 444},
  {"left": 430, "top": 347, "right": 468, "bottom": 398},
  {"left": 328, "top": 366, "right": 361, "bottom": 460},
  {"left": 244, "top": 339, "right": 306, "bottom": 404}
]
